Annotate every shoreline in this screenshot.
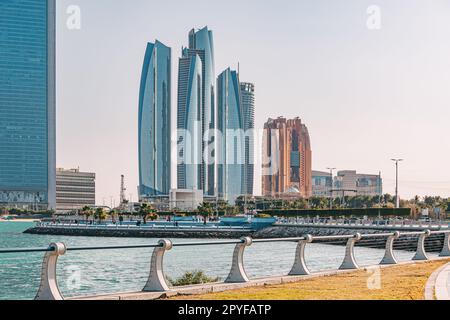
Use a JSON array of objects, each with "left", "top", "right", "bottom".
[
  {"left": 1, "top": 219, "right": 40, "bottom": 222},
  {"left": 23, "top": 224, "right": 447, "bottom": 252}
]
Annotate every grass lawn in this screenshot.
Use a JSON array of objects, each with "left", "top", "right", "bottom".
[{"left": 170, "top": 259, "right": 450, "bottom": 300}]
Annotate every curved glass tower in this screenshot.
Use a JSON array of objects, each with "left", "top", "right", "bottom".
[
  {"left": 138, "top": 41, "right": 171, "bottom": 199},
  {"left": 188, "top": 27, "right": 216, "bottom": 196},
  {"left": 217, "top": 68, "right": 245, "bottom": 204},
  {"left": 0, "top": 0, "right": 56, "bottom": 210},
  {"left": 177, "top": 49, "right": 203, "bottom": 190},
  {"left": 241, "top": 82, "right": 255, "bottom": 196}
]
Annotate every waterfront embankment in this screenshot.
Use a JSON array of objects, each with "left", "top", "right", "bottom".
[
  {"left": 24, "top": 223, "right": 448, "bottom": 252},
  {"left": 1, "top": 219, "right": 41, "bottom": 223},
  {"left": 24, "top": 225, "right": 253, "bottom": 239}
]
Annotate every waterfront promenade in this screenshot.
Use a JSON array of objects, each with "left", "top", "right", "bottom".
[
  {"left": 170, "top": 259, "right": 450, "bottom": 300},
  {"left": 2, "top": 227, "right": 449, "bottom": 300}
]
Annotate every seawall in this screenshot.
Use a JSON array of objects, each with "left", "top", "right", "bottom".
[
  {"left": 24, "top": 226, "right": 254, "bottom": 239},
  {"left": 254, "top": 225, "right": 446, "bottom": 252},
  {"left": 24, "top": 224, "right": 447, "bottom": 252}
]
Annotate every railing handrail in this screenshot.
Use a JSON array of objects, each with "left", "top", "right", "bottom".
[
  {"left": 0, "top": 246, "right": 56, "bottom": 254},
  {"left": 2, "top": 229, "right": 450, "bottom": 300}
]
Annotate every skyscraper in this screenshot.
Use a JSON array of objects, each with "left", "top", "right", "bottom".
[
  {"left": 217, "top": 68, "right": 245, "bottom": 204},
  {"left": 188, "top": 27, "right": 216, "bottom": 196},
  {"left": 262, "top": 117, "right": 312, "bottom": 198},
  {"left": 138, "top": 41, "right": 171, "bottom": 199},
  {"left": 0, "top": 0, "right": 56, "bottom": 210},
  {"left": 240, "top": 82, "right": 255, "bottom": 196},
  {"left": 177, "top": 48, "right": 203, "bottom": 191}
]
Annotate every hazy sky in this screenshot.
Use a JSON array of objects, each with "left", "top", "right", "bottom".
[{"left": 56, "top": 0, "right": 450, "bottom": 206}]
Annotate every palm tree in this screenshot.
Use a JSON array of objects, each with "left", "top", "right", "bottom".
[
  {"left": 81, "top": 206, "right": 93, "bottom": 223},
  {"left": 139, "top": 203, "right": 156, "bottom": 224},
  {"left": 95, "top": 207, "right": 107, "bottom": 224},
  {"left": 197, "top": 202, "right": 214, "bottom": 225}
]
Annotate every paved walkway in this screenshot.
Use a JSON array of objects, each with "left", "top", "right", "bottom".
[
  {"left": 425, "top": 262, "right": 450, "bottom": 300},
  {"left": 71, "top": 258, "right": 449, "bottom": 301}
]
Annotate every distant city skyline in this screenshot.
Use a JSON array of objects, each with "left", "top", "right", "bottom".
[{"left": 55, "top": 0, "right": 450, "bottom": 205}]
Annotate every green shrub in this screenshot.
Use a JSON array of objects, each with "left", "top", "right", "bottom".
[{"left": 166, "top": 270, "right": 220, "bottom": 287}]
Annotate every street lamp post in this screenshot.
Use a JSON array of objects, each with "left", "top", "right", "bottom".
[
  {"left": 327, "top": 167, "right": 336, "bottom": 210},
  {"left": 391, "top": 159, "right": 403, "bottom": 209}
]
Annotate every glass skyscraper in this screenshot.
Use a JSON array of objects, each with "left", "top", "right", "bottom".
[
  {"left": 217, "top": 68, "right": 245, "bottom": 204},
  {"left": 138, "top": 41, "right": 171, "bottom": 199},
  {"left": 0, "top": 0, "right": 56, "bottom": 210},
  {"left": 240, "top": 82, "right": 255, "bottom": 196},
  {"left": 187, "top": 27, "right": 216, "bottom": 196},
  {"left": 177, "top": 48, "right": 203, "bottom": 191}
]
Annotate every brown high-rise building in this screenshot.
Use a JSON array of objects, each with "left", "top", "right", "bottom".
[{"left": 262, "top": 117, "right": 312, "bottom": 198}]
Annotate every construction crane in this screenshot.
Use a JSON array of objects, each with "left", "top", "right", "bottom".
[{"left": 120, "top": 174, "right": 127, "bottom": 206}]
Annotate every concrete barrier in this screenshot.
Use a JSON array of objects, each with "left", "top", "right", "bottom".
[
  {"left": 225, "top": 237, "right": 253, "bottom": 283},
  {"left": 413, "top": 230, "right": 431, "bottom": 261},
  {"left": 143, "top": 240, "right": 173, "bottom": 292},
  {"left": 440, "top": 233, "right": 450, "bottom": 257},
  {"left": 380, "top": 232, "right": 400, "bottom": 265},
  {"left": 339, "top": 233, "right": 362, "bottom": 270},
  {"left": 289, "top": 235, "right": 313, "bottom": 276},
  {"left": 35, "top": 243, "right": 66, "bottom": 300}
]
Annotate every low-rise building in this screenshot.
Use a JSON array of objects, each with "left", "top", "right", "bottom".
[
  {"left": 169, "top": 189, "right": 203, "bottom": 211},
  {"left": 56, "top": 168, "right": 95, "bottom": 213},
  {"left": 312, "top": 171, "right": 333, "bottom": 197},
  {"left": 334, "top": 170, "right": 382, "bottom": 197}
]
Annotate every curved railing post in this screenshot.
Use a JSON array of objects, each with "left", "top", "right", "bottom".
[
  {"left": 339, "top": 233, "right": 362, "bottom": 270},
  {"left": 439, "top": 232, "right": 450, "bottom": 257},
  {"left": 143, "top": 239, "right": 173, "bottom": 292},
  {"left": 413, "top": 230, "right": 431, "bottom": 261},
  {"left": 289, "top": 235, "right": 313, "bottom": 276},
  {"left": 225, "top": 237, "right": 253, "bottom": 283},
  {"left": 380, "top": 232, "right": 400, "bottom": 265},
  {"left": 35, "top": 243, "right": 67, "bottom": 300}
]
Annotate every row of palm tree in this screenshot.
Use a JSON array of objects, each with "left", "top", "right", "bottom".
[
  {"left": 76, "top": 194, "right": 449, "bottom": 225},
  {"left": 80, "top": 206, "right": 107, "bottom": 223},
  {"left": 235, "top": 194, "right": 450, "bottom": 211},
  {"left": 79, "top": 203, "right": 158, "bottom": 224}
]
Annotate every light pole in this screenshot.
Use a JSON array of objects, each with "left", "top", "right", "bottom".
[
  {"left": 327, "top": 167, "right": 336, "bottom": 210},
  {"left": 391, "top": 159, "right": 403, "bottom": 208}
]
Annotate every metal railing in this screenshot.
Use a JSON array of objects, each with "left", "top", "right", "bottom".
[
  {"left": 277, "top": 219, "right": 450, "bottom": 230},
  {"left": 1, "top": 230, "right": 449, "bottom": 300}
]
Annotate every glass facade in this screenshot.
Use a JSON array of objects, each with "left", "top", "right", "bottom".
[
  {"left": 188, "top": 27, "right": 216, "bottom": 196},
  {"left": 138, "top": 41, "right": 171, "bottom": 198},
  {"left": 177, "top": 48, "right": 203, "bottom": 190},
  {"left": 240, "top": 82, "right": 255, "bottom": 196},
  {"left": 217, "top": 68, "right": 244, "bottom": 204},
  {"left": 0, "top": 0, "right": 56, "bottom": 209}
]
